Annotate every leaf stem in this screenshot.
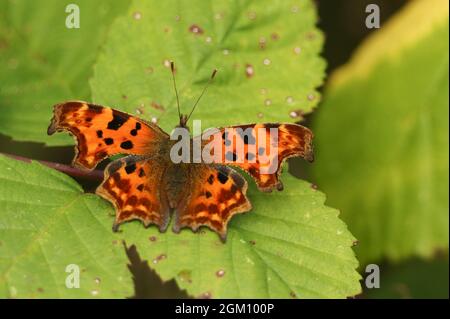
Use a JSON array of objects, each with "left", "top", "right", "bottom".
[{"left": 1, "top": 152, "right": 104, "bottom": 182}]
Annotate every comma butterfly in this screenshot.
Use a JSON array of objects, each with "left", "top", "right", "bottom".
[{"left": 47, "top": 63, "right": 314, "bottom": 241}]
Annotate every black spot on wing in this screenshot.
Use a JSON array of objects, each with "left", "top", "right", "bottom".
[
  {"left": 107, "top": 111, "right": 128, "bottom": 130},
  {"left": 120, "top": 141, "right": 133, "bottom": 150},
  {"left": 237, "top": 128, "right": 256, "bottom": 145},
  {"left": 227, "top": 169, "right": 245, "bottom": 189},
  {"left": 125, "top": 163, "right": 136, "bottom": 174},
  {"left": 222, "top": 131, "right": 232, "bottom": 146},
  {"left": 249, "top": 166, "right": 259, "bottom": 176},
  {"left": 88, "top": 104, "right": 104, "bottom": 114},
  {"left": 225, "top": 151, "right": 237, "bottom": 161},
  {"left": 104, "top": 138, "right": 114, "bottom": 145},
  {"left": 222, "top": 131, "right": 228, "bottom": 140},
  {"left": 96, "top": 130, "right": 103, "bottom": 138},
  {"left": 217, "top": 171, "right": 229, "bottom": 184},
  {"left": 245, "top": 152, "right": 255, "bottom": 161},
  {"left": 107, "top": 159, "right": 123, "bottom": 174}
]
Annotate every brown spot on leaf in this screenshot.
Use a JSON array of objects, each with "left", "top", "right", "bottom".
[
  {"left": 151, "top": 101, "right": 165, "bottom": 111},
  {"left": 199, "top": 292, "right": 212, "bottom": 299},
  {"left": 245, "top": 64, "right": 254, "bottom": 78},
  {"left": 216, "top": 269, "right": 225, "bottom": 277},
  {"left": 259, "top": 37, "right": 266, "bottom": 49},
  {"left": 153, "top": 254, "right": 167, "bottom": 264},
  {"left": 189, "top": 24, "right": 204, "bottom": 35},
  {"left": 289, "top": 109, "right": 304, "bottom": 119}
]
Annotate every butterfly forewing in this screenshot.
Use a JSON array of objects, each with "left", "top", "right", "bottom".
[
  {"left": 48, "top": 101, "right": 168, "bottom": 170},
  {"left": 204, "top": 123, "right": 314, "bottom": 191}
]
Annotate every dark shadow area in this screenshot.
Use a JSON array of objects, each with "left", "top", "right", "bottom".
[
  {"left": 124, "top": 242, "right": 189, "bottom": 299},
  {"left": 362, "top": 254, "right": 449, "bottom": 299},
  {"left": 317, "top": 0, "right": 408, "bottom": 73},
  {"left": 0, "top": 133, "right": 74, "bottom": 163}
]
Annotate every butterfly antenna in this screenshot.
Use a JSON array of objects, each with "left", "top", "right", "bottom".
[
  {"left": 170, "top": 61, "right": 182, "bottom": 120},
  {"left": 186, "top": 69, "right": 217, "bottom": 122}
]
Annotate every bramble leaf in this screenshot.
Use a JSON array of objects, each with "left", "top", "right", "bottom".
[
  {"left": 90, "top": 0, "right": 325, "bottom": 132},
  {"left": 311, "top": 0, "right": 449, "bottom": 264},
  {"left": 0, "top": 155, "right": 133, "bottom": 298},
  {"left": 0, "top": 0, "right": 129, "bottom": 145}
]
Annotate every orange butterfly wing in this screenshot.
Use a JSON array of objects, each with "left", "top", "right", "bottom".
[
  {"left": 48, "top": 101, "right": 168, "bottom": 170},
  {"left": 204, "top": 123, "right": 314, "bottom": 191},
  {"left": 96, "top": 155, "right": 170, "bottom": 232},
  {"left": 173, "top": 165, "right": 251, "bottom": 241}
]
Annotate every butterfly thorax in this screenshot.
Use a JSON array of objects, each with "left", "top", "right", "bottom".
[{"left": 162, "top": 138, "right": 206, "bottom": 208}]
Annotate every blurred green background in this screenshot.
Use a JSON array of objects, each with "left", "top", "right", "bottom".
[{"left": 0, "top": 0, "right": 448, "bottom": 298}]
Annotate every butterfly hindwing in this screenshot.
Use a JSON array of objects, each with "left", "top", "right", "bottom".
[
  {"left": 173, "top": 164, "right": 251, "bottom": 241},
  {"left": 48, "top": 101, "right": 168, "bottom": 170},
  {"left": 96, "top": 155, "right": 171, "bottom": 231}
]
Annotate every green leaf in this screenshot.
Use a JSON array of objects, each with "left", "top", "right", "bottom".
[
  {"left": 90, "top": 0, "right": 325, "bottom": 133},
  {"left": 120, "top": 172, "right": 361, "bottom": 298},
  {"left": 0, "top": 155, "right": 133, "bottom": 298},
  {"left": 0, "top": 0, "right": 130, "bottom": 146},
  {"left": 311, "top": 0, "right": 449, "bottom": 264},
  {"left": 0, "top": 156, "right": 361, "bottom": 298}
]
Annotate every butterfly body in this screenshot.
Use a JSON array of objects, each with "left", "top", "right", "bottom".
[{"left": 48, "top": 101, "right": 313, "bottom": 241}]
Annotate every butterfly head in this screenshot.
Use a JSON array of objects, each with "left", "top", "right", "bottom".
[{"left": 178, "top": 114, "right": 189, "bottom": 129}]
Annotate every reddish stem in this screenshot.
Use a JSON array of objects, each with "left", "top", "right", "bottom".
[{"left": 2, "top": 152, "right": 104, "bottom": 182}]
